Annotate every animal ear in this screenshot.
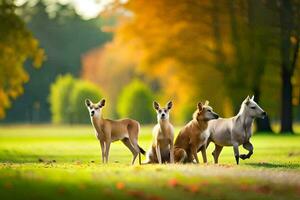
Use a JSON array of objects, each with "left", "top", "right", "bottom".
[
  {"left": 197, "top": 102, "right": 203, "bottom": 111},
  {"left": 245, "top": 96, "right": 250, "bottom": 105},
  {"left": 85, "top": 99, "right": 91, "bottom": 107},
  {"left": 251, "top": 95, "right": 255, "bottom": 100},
  {"left": 204, "top": 100, "right": 209, "bottom": 106},
  {"left": 99, "top": 99, "right": 105, "bottom": 107},
  {"left": 166, "top": 101, "right": 173, "bottom": 110},
  {"left": 153, "top": 101, "right": 160, "bottom": 110}
]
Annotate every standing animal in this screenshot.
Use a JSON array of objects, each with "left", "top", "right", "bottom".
[
  {"left": 85, "top": 98, "right": 145, "bottom": 165},
  {"left": 146, "top": 101, "right": 175, "bottom": 164},
  {"left": 174, "top": 101, "right": 219, "bottom": 163},
  {"left": 206, "top": 95, "right": 266, "bottom": 165}
]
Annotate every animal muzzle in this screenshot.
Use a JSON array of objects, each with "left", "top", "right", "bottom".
[
  {"left": 90, "top": 110, "right": 95, "bottom": 117},
  {"left": 214, "top": 113, "right": 219, "bottom": 119},
  {"left": 261, "top": 111, "right": 267, "bottom": 119}
]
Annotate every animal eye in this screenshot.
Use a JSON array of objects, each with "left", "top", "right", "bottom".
[
  {"left": 250, "top": 106, "right": 256, "bottom": 109},
  {"left": 158, "top": 110, "right": 162, "bottom": 113}
]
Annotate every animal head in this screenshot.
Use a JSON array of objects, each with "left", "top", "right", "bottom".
[
  {"left": 153, "top": 101, "right": 172, "bottom": 121},
  {"left": 243, "top": 95, "right": 266, "bottom": 119},
  {"left": 85, "top": 98, "right": 105, "bottom": 118},
  {"left": 193, "top": 100, "right": 219, "bottom": 122}
]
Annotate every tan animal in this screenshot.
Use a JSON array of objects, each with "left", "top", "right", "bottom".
[
  {"left": 146, "top": 101, "right": 175, "bottom": 164},
  {"left": 205, "top": 95, "right": 266, "bottom": 165},
  {"left": 85, "top": 99, "right": 145, "bottom": 165},
  {"left": 174, "top": 101, "right": 219, "bottom": 163}
]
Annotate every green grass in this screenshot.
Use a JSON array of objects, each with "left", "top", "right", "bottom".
[{"left": 0, "top": 125, "right": 300, "bottom": 200}]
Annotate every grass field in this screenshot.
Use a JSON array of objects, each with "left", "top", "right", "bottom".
[{"left": 0, "top": 125, "right": 300, "bottom": 200}]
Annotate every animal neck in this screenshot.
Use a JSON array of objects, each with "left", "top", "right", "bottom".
[
  {"left": 159, "top": 119, "right": 169, "bottom": 131},
  {"left": 237, "top": 108, "right": 254, "bottom": 132},
  {"left": 91, "top": 114, "right": 104, "bottom": 130},
  {"left": 192, "top": 118, "right": 208, "bottom": 132}
]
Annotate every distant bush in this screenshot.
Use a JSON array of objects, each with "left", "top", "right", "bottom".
[
  {"left": 117, "top": 80, "right": 155, "bottom": 124},
  {"left": 180, "top": 104, "right": 196, "bottom": 123},
  {"left": 49, "top": 74, "right": 75, "bottom": 124},
  {"left": 49, "top": 74, "right": 102, "bottom": 124},
  {"left": 70, "top": 81, "right": 102, "bottom": 124}
]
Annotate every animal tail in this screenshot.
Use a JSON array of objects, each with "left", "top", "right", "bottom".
[{"left": 138, "top": 145, "right": 146, "bottom": 155}]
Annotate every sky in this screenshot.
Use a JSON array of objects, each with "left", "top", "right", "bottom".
[{"left": 15, "top": 0, "right": 116, "bottom": 19}]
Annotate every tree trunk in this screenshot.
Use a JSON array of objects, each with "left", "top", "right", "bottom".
[
  {"left": 279, "top": 0, "right": 294, "bottom": 134},
  {"left": 254, "top": 88, "right": 273, "bottom": 133},
  {"left": 280, "top": 68, "right": 293, "bottom": 133}
]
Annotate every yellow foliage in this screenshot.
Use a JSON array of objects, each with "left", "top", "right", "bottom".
[{"left": 0, "top": 2, "right": 45, "bottom": 119}]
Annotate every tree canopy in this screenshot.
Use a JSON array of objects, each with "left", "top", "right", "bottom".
[{"left": 0, "top": 0, "right": 44, "bottom": 118}]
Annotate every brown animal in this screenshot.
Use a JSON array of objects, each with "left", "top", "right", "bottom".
[
  {"left": 85, "top": 99, "right": 145, "bottom": 164},
  {"left": 174, "top": 101, "right": 219, "bottom": 163},
  {"left": 145, "top": 101, "right": 174, "bottom": 164}
]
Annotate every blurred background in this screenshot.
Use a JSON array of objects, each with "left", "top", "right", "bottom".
[{"left": 1, "top": 0, "right": 300, "bottom": 134}]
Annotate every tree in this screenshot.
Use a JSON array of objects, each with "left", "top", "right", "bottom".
[
  {"left": 0, "top": 0, "right": 44, "bottom": 119},
  {"left": 277, "top": 0, "right": 300, "bottom": 133},
  {"left": 3, "top": 1, "right": 112, "bottom": 122},
  {"left": 117, "top": 80, "right": 155, "bottom": 124},
  {"left": 49, "top": 74, "right": 75, "bottom": 124},
  {"left": 70, "top": 80, "right": 102, "bottom": 124},
  {"left": 112, "top": 0, "right": 279, "bottom": 127}
]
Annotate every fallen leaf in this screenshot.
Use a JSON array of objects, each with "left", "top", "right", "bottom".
[
  {"left": 167, "top": 178, "right": 179, "bottom": 188},
  {"left": 185, "top": 184, "right": 199, "bottom": 193},
  {"left": 254, "top": 185, "right": 272, "bottom": 194},
  {"left": 57, "top": 187, "right": 66, "bottom": 195},
  {"left": 239, "top": 183, "right": 250, "bottom": 192},
  {"left": 147, "top": 195, "right": 165, "bottom": 200},
  {"left": 3, "top": 182, "right": 13, "bottom": 189},
  {"left": 126, "top": 190, "right": 145, "bottom": 199},
  {"left": 116, "top": 182, "right": 125, "bottom": 190}
]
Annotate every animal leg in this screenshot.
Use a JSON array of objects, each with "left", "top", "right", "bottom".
[
  {"left": 169, "top": 140, "right": 174, "bottom": 164},
  {"left": 206, "top": 139, "right": 211, "bottom": 149},
  {"left": 105, "top": 141, "right": 111, "bottom": 164},
  {"left": 156, "top": 144, "right": 162, "bottom": 164},
  {"left": 130, "top": 138, "right": 140, "bottom": 165},
  {"left": 121, "top": 138, "right": 138, "bottom": 165},
  {"left": 200, "top": 145, "right": 207, "bottom": 163},
  {"left": 99, "top": 140, "right": 105, "bottom": 164},
  {"left": 212, "top": 144, "right": 223, "bottom": 164},
  {"left": 174, "top": 148, "right": 187, "bottom": 163},
  {"left": 191, "top": 146, "right": 199, "bottom": 164},
  {"left": 233, "top": 143, "right": 239, "bottom": 165},
  {"left": 240, "top": 141, "right": 253, "bottom": 160}
]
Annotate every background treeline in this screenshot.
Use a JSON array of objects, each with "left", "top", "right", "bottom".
[
  {"left": 1, "top": 1, "right": 112, "bottom": 123},
  {"left": 1, "top": 0, "right": 300, "bottom": 134},
  {"left": 81, "top": 0, "right": 300, "bottom": 133}
]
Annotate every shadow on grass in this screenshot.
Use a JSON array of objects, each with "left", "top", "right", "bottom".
[
  {"left": 245, "top": 162, "right": 300, "bottom": 169},
  {"left": 0, "top": 153, "right": 99, "bottom": 164}
]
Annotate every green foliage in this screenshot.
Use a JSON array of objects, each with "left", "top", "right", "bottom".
[
  {"left": 49, "top": 74, "right": 76, "bottom": 124},
  {"left": 179, "top": 104, "right": 196, "bottom": 124},
  {"left": 70, "top": 81, "right": 102, "bottom": 124},
  {"left": 49, "top": 75, "right": 102, "bottom": 124},
  {"left": 0, "top": 0, "right": 44, "bottom": 119},
  {"left": 117, "top": 80, "right": 155, "bottom": 124},
  {"left": 3, "top": 2, "right": 112, "bottom": 122}
]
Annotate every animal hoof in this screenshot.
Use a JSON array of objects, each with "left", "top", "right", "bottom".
[
  {"left": 235, "top": 155, "right": 239, "bottom": 165},
  {"left": 239, "top": 154, "right": 248, "bottom": 160}
]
